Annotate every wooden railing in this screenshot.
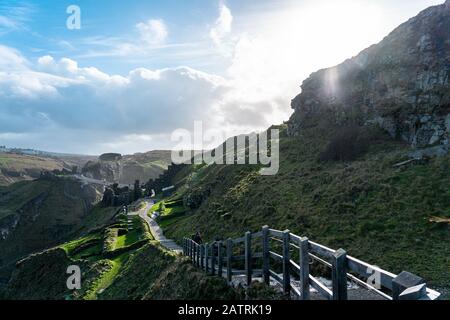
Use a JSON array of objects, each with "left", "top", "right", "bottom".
[{"left": 183, "top": 226, "right": 441, "bottom": 300}]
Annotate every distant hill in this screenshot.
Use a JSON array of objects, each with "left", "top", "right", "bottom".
[
  {"left": 0, "top": 151, "right": 97, "bottom": 186},
  {"left": 82, "top": 150, "right": 173, "bottom": 185}
]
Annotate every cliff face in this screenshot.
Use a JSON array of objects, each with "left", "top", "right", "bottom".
[
  {"left": 288, "top": 1, "right": 450, "bottom": 149},
  {"left": 81, "top": 150, "right": 173, "bottom": 185}
]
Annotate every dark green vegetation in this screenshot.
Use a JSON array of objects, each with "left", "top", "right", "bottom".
[
  {"left": 153, "top": 126, "right": 449, "bottom": 293},
  {"left": 0, "top": 176, "right": 113, "bottom": 283},
  {"left": 1, "top": 213, "right": 270, "bottom": 300},
  {"left": 148, "top": 199, "right": 187, "bottom": 229},
  {"left": 2, "top": 211, "right": 152, "bottom": 300},
  {"left": 99, "top": 243, "right": 241, "bottom": 300}
]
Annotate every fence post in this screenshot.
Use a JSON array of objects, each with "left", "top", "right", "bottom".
[
  {"left": 187, "top": 240, "right": 191, "bottom": 258},
  {"left": 282, "top": 230, "right": 291, "bottom": 296},
  {"left": 211, "top": 242, "right": 216, "bottom": 275},
  {"left": 194, "top": 243, "right": 198, "bottom": 264},
  {"left": 196, "top": 243, "right": 200, "bottom": 266},
  {"left": 200, "top": 244, "right": 204, "bottom": 269},
  {"left": 204, "top": 243, "right": 209, "bottom": 274},
  {"left": 299, "top": 237, "right": 310, "bottom": 300},
  {"left": 218, "top": 241, "right": 223, "bottom": 277},
  {"left": 245, "top": 231, "right": 252, "bottom": 286},
  {"left": 392, "top": 271, "right": 426, "bottom": 300},
  {"left": 262, "top": 226, "right": 270, "bottom": 285},
  {"left": 332, "top": 248, "right": 347, "bottom": 300},
  {"left": 226, "top": 239, "right": 233, "bottom": 283},
  {"left": 182, "top": 238, "right": 185, "bottom": 255}
]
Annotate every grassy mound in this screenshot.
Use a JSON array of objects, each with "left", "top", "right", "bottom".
[{"left": 100, "top": 243, "right": 243, "bottom": 300}]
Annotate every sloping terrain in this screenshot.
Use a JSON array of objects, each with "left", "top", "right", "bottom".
[
  {"left": 0, "top": 152, "right": 96, "bottom": 186},
  {"left": 82, "top": 150, "right": 173, "bottom": 185},
  {"left": 159, "top": 126, "right": 449, "bottom": 293},
  {"left": 0, "top": 176, "right": 111, "bottom": 283},
  {"left": 0, "top": 212, "right": 250, "bottom": 300},
  {"left": 150, "top": 2, "right": 450, "bottom": 294}
]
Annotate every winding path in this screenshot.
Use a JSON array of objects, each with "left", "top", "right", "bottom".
[{"left": 136, "top": 200, "right": 183, "bottom": 254}]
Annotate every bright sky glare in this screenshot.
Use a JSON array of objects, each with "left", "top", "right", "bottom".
[{"left": 0, "top": 0, "right": 444, "bottom": 154}]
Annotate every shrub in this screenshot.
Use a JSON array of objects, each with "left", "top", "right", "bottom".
[{"left": 319, "top": 125, "right": 380, "bottom": 162}]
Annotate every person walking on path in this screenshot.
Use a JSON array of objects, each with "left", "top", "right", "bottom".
[{"left": 192, "top": 231, "right": 203, "bottom": 244}]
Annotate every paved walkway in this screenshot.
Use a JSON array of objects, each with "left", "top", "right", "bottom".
[{"left": 137, "top": 200, "right": 183, "bottom": 254}]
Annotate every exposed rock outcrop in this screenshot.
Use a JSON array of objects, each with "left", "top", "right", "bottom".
[
  {"left": 288, "top": 1, "right": 450, "bottom": 150},
  {"left": 82, "top": 150, "right": 172, "bottom": 185}
]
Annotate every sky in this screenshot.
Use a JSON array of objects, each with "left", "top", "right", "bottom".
[{"left": 0, "top": 0, "right": 444, "bottom": 155}]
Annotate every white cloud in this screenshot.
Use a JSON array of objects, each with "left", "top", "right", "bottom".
[
  {"left": 209, "top": 1, "right": 235, "bottom": 58},
  {"left": 0, "top": 45, "right": 28, "bottom": 70},
  {"left": 209, "top": 2, "right": 233, "bottom": 47},
  {"left": 0, "top": 45, "right": 286, "bottom": 154},
  {"left": 0, "top": 15, "right": 18, "bottom": 31},
  {"left": 136, "top": 19, "right": 168, "bottom": 46}
]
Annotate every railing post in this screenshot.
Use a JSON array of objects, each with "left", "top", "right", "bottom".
[
  {"left": 282, "top": 230, "right": 291, "bottom": 296},
  {"left": 211, "top": 242, "right": 216, "bottom": 275},
  {"left": 392, "top": 271, "right": 426, "bottom": 300},
  {"left": 200, "top": 244, "right": 204, "bottom": 269},
  {"left": 195, "top": 243, "right": 199, "bottom": 266},
  {"left": 299, "top": 237, "right": 310, "bottom": 300},
  {"left": 245, "top": 231, "right": 252, "bottom": 286},
  {"left": 194, "top": 243, "right": 197, "bottom": 264},
  {"left": 262, "top": 226, "right": 270, "bottom": 285},
  {"left": 332, "top": 248, "right": 348, "bottom": 300},
  {"left": 226, "top": 239, "right": 233, "bottom": 283},
  {"left": 218, "top": 241, "right": 223, "bottom": 277},
  {"left": 204, "top": 243, "right": 209, "bottom": 274},
  {"left": 187, "top": 239, "right": 191, "bottom": 258},
  {"left": 182, "top": 238, "right": 185, "bottom": 255}
]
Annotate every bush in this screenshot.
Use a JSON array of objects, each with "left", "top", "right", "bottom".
[{"left": 319, "top": 126, "right": 373, "bottom": 162}]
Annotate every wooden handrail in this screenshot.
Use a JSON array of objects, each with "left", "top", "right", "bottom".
[{"left": 182, "top": 226, "right": 441, "bottom": 300}]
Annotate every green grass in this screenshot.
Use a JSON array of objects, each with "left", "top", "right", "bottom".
[
  {"left": 161, "top": 127, "right": 450, "bottom": 290},
  {"left": 60, "top": 233, "right": 101, "bottom": 256},
  {"left": 72, "top": 243, "right": 103, "bottom": 261},
  {"left": 83, "top": 253, "right": 129, "bottom": 300},
  {"left": 116, "top": 231, "right": 138, "bottom": 248},
  {"left": 158, "top": 214, "right": 190, "bottom": 229},
  {"left": 0, "top": 156, "right": 10, "bottom": 166}
]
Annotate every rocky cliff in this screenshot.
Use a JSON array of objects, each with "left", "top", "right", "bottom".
[
  {"left": 82, "top": 150, "right": 173, "bottom": 185},
  {"left": 288, "top": 1, "right": 450, "bottom": 151}
]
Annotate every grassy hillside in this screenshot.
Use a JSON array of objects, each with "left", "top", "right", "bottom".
[
  {"left": 0, "top": 153, "right": 66, "bottom": 186},
  {"left": 1, "top": 211, "right": 263, "bottom": 300},
  {"left": 1, "top": 202, "right": 281, "bottom": 300},
  {"left": 99, "top": 243, "right": 241, "bottom": 300},
  {"left": 152, "top": 126, "right": 449, "bottom": 291},
  {"left": 2, "top": 211, "right": 150, "bottom": 300},
  {"left": 0, "top": 152, "right": 96, "bottom": 186},
  {"left": 0, "top": 176, "right": 113, "bottom": 283}
]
